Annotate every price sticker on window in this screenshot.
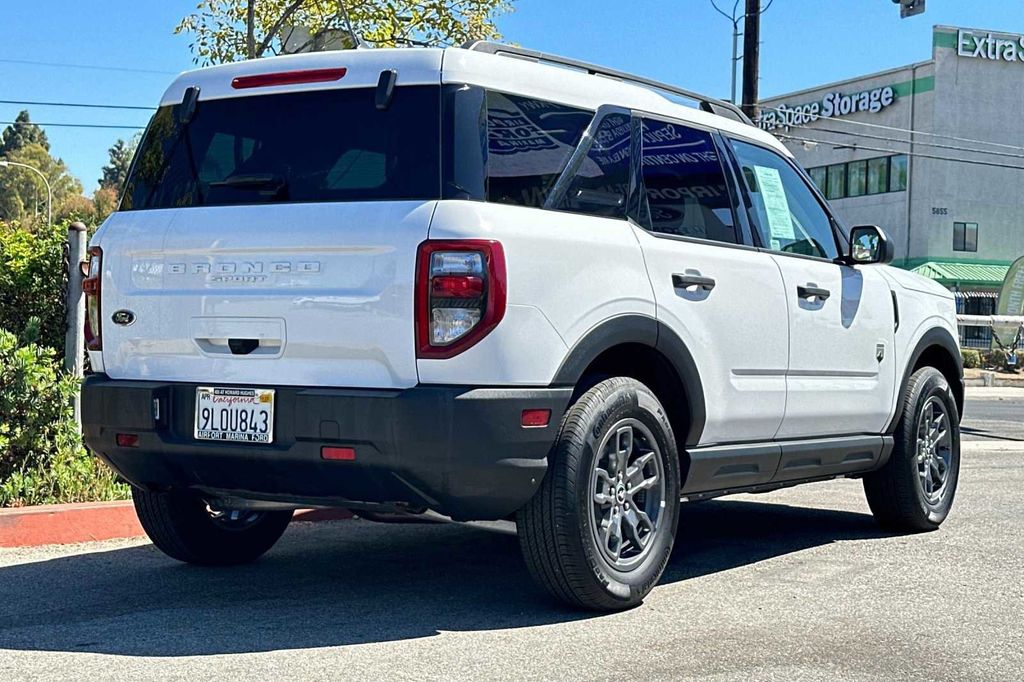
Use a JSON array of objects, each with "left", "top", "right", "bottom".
[{"left": 753, "top": 165, "right": 796, "bottom": 241}]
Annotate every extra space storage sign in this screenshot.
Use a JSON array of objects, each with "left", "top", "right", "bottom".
[{"left": 757, "top": 85, "right": 896, "bottom": 132}]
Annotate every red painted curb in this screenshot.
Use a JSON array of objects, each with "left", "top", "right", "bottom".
[
  {"left": 0, "top": 501, "right": 352, "bottom": 548},
  {"left": 0, "top": 501, "right": 143, "bottom": 548}
]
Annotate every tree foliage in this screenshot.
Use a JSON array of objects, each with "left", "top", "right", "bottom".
[
  {"left": 0, "top": 327, "right": 128, "bottom": 506},
  {"left": 0, "top": 220, "right": 69, "bottom": 353},
  {"left": 0, "top": 111, "right": 49, "bottom": 156},
  {"left": 176, "top": 0, "right": 513, "bottom": 65},
  {"left": 99, "top": 135, "right": 139, "bottom": 193},
  {"left": 0, "top": 143, "right": 83, "bottom": 226}
]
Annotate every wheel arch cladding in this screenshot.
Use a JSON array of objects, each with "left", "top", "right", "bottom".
[
  {"left": 888, "top": 327, "right": 965, "bottom": 434},
  {"left": 551, "top": 315, "right": 706, "bottom": 449}
]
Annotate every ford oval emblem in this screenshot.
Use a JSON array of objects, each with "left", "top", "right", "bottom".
[{"left": 111, "top": 309, "right": 136, "bottom": 326}]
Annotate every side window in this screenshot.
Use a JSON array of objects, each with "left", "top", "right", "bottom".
[
  {"left": 485, "top": 92, "right": 591, "bottom": 208},
  {"left": 729, "top": 139, "right": 840, "bottom": 260},
  {"left": 551, "top": 111, "right": 632, "bottom": 219},
  {"left": 637, "top": 118, "right": 738, "bottom": 244}
]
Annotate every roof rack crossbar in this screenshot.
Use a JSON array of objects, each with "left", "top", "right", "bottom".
[{"left": 463, "top": 41, "right": 753, "bottom": 125}]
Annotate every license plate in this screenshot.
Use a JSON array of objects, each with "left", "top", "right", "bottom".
[{"left": 194, "top": 387, "right": 275, "bottom": 443}]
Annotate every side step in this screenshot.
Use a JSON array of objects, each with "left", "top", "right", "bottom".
[{"left": 681, "top": 434, "right": 894, "bottom": 497}]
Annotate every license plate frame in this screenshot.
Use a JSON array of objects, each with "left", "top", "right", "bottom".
[{"left": 194, "top": 386, "right": 275, "bottom": 444}]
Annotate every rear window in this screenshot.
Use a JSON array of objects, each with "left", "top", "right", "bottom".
[{"left": 122, "top": 85, "right": 440, "bottom": 210}]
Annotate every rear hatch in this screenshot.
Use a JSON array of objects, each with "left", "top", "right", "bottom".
[{"left": 96, "top": 52, "right": 442, "bottom": 389}]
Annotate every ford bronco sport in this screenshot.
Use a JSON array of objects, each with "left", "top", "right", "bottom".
[{"left": 82, "top": 43, "right": 963, "bottom": 611}]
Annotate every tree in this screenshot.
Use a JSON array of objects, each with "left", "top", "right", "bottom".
[
  {"left": 176, "top": 0, "right": 513, "bottom": 65},
  {"left": 92, "top": 187, "right": 120, "bottom": 223},
  {"left": 0, "top": 144, "right": 83, "bottom": 226},
  {"left": 0, "top": 111, "right": 49, "bottom": 156},
  {"left": 99, "top": 135, "right": 139, "bottom": 192}
]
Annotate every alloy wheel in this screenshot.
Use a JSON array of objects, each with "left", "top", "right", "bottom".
[
  {"left": 916, "top": 396, "right": 953, "bottom": 504},
  {"left": 589, "top": 419, "right": 666, "bottom": 571}
]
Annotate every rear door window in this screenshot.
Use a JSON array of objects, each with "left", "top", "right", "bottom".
[
  {"left": 550, "top": 111, "right": 633, "bottom": 220},
  {"left": 122, "top": 85, "right": 441, "bottom": 210},
  {"left": 637, "top": 118, "right": 738, "bottom": 244}
]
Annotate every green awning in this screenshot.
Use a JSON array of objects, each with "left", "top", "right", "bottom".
[{"left": 910, "top": 261, "right": 1009, "bottom": 288}]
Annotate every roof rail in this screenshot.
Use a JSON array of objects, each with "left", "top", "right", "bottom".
[{"left": 463, "top": 41, "right": 753, "bottom": 126}]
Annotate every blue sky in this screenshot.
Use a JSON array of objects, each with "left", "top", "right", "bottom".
[{"left": 1, "top": 0, "right": 1021, "bottom": 192}]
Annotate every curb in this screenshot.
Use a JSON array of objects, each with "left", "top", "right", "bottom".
[{"left": 0, "top": 501, "right": 352, "bottom": 548}]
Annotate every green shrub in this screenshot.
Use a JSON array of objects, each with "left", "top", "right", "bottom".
[
  {"left": 0, "top": 221, "right": 69, "bottom": 353},
  {"left": 0, "top": 328, "right": 127, "bottom": 506},
  {"left": 961, "top": 349, "right": 981, "bottom": 369}
]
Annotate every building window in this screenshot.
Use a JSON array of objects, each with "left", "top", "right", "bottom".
[
  {"left": 847, "top": 160, "right": 867, "bottom": 197},
  {"left": 826, "top": 163, "right": 846, "bottom": 200},
  {"left": 867, "top": 157, "right": 889, "bottom": 194},
  {"left": 806, "top": 154, "right": 906, "bottom": 201},
  {"left": 953, "top": 222, "right": 978, "bottom": 252},
  {"left": 890, "top": 154, "right": 908, "bottom": 191},
  {"left": 808, "top": 166, "right": 826, "bottom": 192}
]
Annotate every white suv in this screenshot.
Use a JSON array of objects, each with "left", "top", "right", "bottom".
[{"left": 82, "top": 43, "right": 963, "bottom": 611}]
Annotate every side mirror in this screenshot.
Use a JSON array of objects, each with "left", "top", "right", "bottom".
[{"left": 846, "top": 225, "right": 894, "bottom": 265}]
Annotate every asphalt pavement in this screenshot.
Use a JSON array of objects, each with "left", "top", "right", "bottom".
[{"left": 1, "top": 388, "right": 1022, "bottom": 681}]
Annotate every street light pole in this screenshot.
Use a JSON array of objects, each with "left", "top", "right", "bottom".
[
  {"left": 710, "top": 0, "right": 744, "bottom": 104},
  {"left": 0, "top": 160, "right": 53, "bottom": 227}
]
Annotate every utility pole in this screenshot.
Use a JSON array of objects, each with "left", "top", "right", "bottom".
[{"left": 741, "top": 0, "right": 761, "bottom": 120}]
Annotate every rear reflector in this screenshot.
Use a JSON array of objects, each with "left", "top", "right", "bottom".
[
  {"left": 116, "top": 433, "right": 139, "bottom": 448},
  {"left": 321, "top": 446, "right": 356, "bottom": 461},
  {"left": 231, "top": 67, "right": 348, "bottom": 90},
  {"left": 521, "top": 409, "right": 551, "bottom": 428}
]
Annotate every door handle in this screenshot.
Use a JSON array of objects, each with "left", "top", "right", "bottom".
[
  {"left": 797, "top": 284, "right": 831, "bottom": 301},
  {"left": 673, "top": 274, "right": 716, "bottom": 291}
]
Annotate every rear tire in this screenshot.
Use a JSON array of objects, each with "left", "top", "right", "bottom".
[
  {"left": 133, "top": 488, "right": 292, "bottom": 565},
  {"left": 517, "top": 377, "right": 681, "bottom": 611},
  {"left": 863, "top": 367, "right": 960, "bottom": 531}
]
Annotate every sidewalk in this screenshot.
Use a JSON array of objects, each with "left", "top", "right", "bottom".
[
  {"left": 964, "top": 368, "right": 1024, "bottom": 387},
  {"left": 965, "top": 385, "right": 1024, "bottom": 399},
  {"left": 0, "top": 502, "right": 352, "bottom": 548}
]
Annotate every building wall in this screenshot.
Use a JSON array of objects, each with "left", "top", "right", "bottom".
[
  {"left": 917, "top": 26, "right": 1024, "bottom": 267},
  {"left": 759, "top": 25, "right": 1024, "bottom": 269}
]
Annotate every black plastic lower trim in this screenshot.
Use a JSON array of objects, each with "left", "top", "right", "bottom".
[
  {"left": 82, "top": 375, "right": 572, "bottom": 521},
  {"left": 681, "top": 434, "right": 893, "bottom": 495},
  {"left": 886, "top": 328, "right": 964, "bottom": 434},
  {"left": 550, "top": 314, "right": 707, "bottom": 446}
]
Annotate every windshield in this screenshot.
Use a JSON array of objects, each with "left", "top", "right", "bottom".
[{"left": 122, "top": 85, "right": 441, "bottom": 210}]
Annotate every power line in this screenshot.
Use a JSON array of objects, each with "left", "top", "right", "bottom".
[
  {"left": 0, "top": 57, "right": 177, "bottom": 76},
  {"left": 760, "top": 104, "right": 1024, "bottom": 153},
  {"left": 776, "top": 133, "right": 1024, "bottom": 172},
  {"left": 0, "top": 120, "right": 145, "bottom": 130},
  {"left": 0, "top": 98, "right": 153, "bottom": 111},
  {"left": 782, "top": 124, "right": 1024, "bottom": 162}
]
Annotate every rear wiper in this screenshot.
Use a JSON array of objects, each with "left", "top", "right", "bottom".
[{"left": 210, "top": 174, "right": 288, "bottom": 196}]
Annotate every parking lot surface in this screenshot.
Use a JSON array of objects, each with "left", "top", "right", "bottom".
[{"left": 1, "top": 390, "right": 1022, "bottom": 681}]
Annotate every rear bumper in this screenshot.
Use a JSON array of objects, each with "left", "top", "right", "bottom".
[{"left": 82, "top": 375, "right": 571, "bottom": 520}]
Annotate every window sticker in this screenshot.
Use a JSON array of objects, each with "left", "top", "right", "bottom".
[{"left": 752, "top": 165, "right": 796, "bottom": 241}]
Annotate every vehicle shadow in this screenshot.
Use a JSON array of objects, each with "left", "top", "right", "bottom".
[{"left": 0, "top": 499, "right": 892, "bottom": 657}]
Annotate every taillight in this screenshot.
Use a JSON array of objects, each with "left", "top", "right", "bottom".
[
  {"left": 83, "top": 246, "right": 102, "bottom": 351},
  {"left": 416, "top": 240, "right": 506, "bottom": 359}
]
